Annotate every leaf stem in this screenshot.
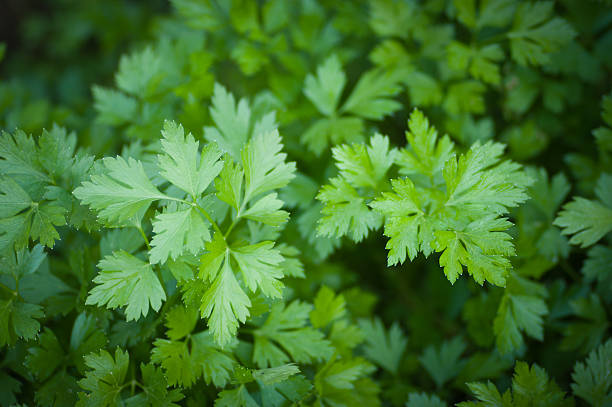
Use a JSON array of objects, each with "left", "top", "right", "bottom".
[
  {"left": 194, "top": 203, "right": 224, "bottom": 237},
  {"left": 136, "top": 224, "right": 151, "bottom": 251}
]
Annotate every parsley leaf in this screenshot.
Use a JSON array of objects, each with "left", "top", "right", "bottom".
[
  {"left": 459, "top": 361, "right": 573, "bottom": 407},
  {"left": 152, "top": 306, "right": 235, "bottom": 388},
  {"left": 493, "top": 275, "right": 548, "bottom": 354},
  {"left": 252, "top": 300, "right": 333, "bottom": 368},
  {"left": 508, "top": 2, "right": 576, "bottom": 66},
  {"left": 86, "top": 251, "right": 166, "bottom": 321},
  {"left": 73, "top": 156, "right": 168, "bottom": 225},
  {"left": 555, "top": 173, "right": 612, "bottom": 247},
  {"left": 571, "top": 339, "right": 612, "bottom": 407},
  {"left": 358, "top": 318, "right": 408, "bottom": 374},
  {"left": 158, "top": 120, "right": 223, "bottom": 199},
  {"left": 419, "top": 337, "right": 466, "bottom": 388}
]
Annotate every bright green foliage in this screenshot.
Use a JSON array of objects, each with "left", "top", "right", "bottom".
[
  {"left": 87, "top": 251, "right": 165, "bottom": 321},
  {"left": 460, "top": 362, "right": 573, "bottom": 407},
  {"left": 349, "top": 109, "right": 532, "bottom": 286},
  {"left": 358, "top": 318, "right": 408, "bottom": 374},
  {"left": 317, "top": 134, "right": 395, "bottom": 242},
  {"left": 419, "top": 337, "right": 467, "bottom": 388},
  {"left": 571, "top": 339, "right": 612, "bottom": 407},
  {"left": 555, "top": 173, "right": 612, "bottom": 247},
  {"left": 198, "top": 235, "right": 285, "bottom": 346},
  {"left": 204, "top": 83, "right": 277, "bottom": 160},
  {"left": 73, "top": 156, "right": 168, "bottom": 225},
  {"left": 493, "top": 275, "right": 548, "bottom": 354},
  {"left": 158, "top": 120, "right": 223, "bottom": 199}
]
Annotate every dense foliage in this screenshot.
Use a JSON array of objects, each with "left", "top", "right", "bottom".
[{"left": 1, "top": 0, "right": 611, "bottom": 406}]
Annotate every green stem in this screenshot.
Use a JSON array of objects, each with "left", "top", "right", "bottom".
[
  {"left": 195, "top": 203, "right": 224, "bottom": 237},
  {"left": 224, "top": 199, "right": 248, "bottom": 239},
  {"left": 136, "top": 224, "right": 151, "bottom": 251}
]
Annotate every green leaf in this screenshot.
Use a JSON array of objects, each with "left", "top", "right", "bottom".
[
  {"left": 198, "top": 234, "right": 251, "bottom": 346},
  {"left": 333, "top": 133, "right": 397, "bottom": 189},
  {"left": 242, "top": 129, "right": 296, "bottom": 204},
  {"left": 444, "top": 81, "right": 486, "bottom": 115},
  {"left": 508, "top": 2, "right": 576, "bottom": 66},
  {"left": 369, "top": 0, "right": 415, "bottom": 39},
  {"left": 152, "top": 329, "right": 235, "bottom": 388},
  {"left": 314, "top": 357, "right": 379, "bottom": 407},
  {"left": 136, "top": 363, "right": 184, "bottom": 406},
  {"left": 0, "top": 129, "right": 49, "bottom": 187},
  {"left": 583, "top": 245, "right": 612, "bottom": 290},
  {"left": 571, "top": 339, "right": 612, "bottom": 407},
  {"left": 242, "top": 193, "right": 290, "bottom": 226},
  {"left": 436, "top": 216, "right": 515, "bottom": 287},
  {"left": 29, "top": 201, "right": 67, "bottom": 248},
  {"left": 371, "top": 180, "right": 435, "bottom": 267},
  {"left": 302, "top": 116, "right": 365, "bottom": 156},
  {"left": 25, "top": 329, "right": 64, "bottom": 381},
  {"left": 555, "top": 173, "right": 612, "bottom": 247},
  {"left": 115, "top": 47, "right": 164, "bottom": 97},
  {"left": 73, "top": 156, "right": 168, "bottom": 225},
  {"left": 318, "top": 176, "right": 382, "bottom": 242},
  {"left": 561, "top": 294, "right": 609, "bottom": 354},
  {"left": 0, "top": 300, "right": 44, "bottom": 347},
  {"left": 92, "top": 86, "right": 138, "bottom": 126},
  {"left": 453, "top": 0, "right": 515, "bottom": 29},
  {"left": 252, "top": 364, "right": 301, "bottom": 385},
  {"left": 204, "top": 83, "right": 252, "bottom": 159},
  {"left": 341, "top": 67, "right": 403, "bottom": 120},
  {"left": 171, "top": 0, "right": 228, "bottom": 31},
  {"left": 158, "top": 120, "right": 224, "bottom": 198},
  {"left": 447, "top": 42, "right": 504, "bottom": 84},
  {"left": 76, "top": 348, "right": 129, "bottom": 407},
  {"left": 406, "top": 392, "right": 447, "bottom": 407},
  {"left": 358, "top": 318, "right": 407, "bottom": 374},
  {"left": 0, "top": 177, "right": 31, "bottom": 218},
  {"left": 253, "top": 301, "right": 333, "bottom": 368},
  {"left": 443, "top": 141, "right": 532, "bottom": 215},
  {"left": 493, "top": 275, "right": 548, "bottom": 354},
  {"left": 310, "top": 285, "right": 346, "bottom": 329},
  {"left": 86, "top": 251, "right": 166, "bottom": 321},
  {"left": 216, "top": 385, "right": 259, "bottom": 407},
  {"left": 149, "top": 206, "right": 211, "bottom": 264},
  {"left": 304, "top": 54, "right": 346, "bottom": 116},
  {"left": 216, "top": 157, "right": 244, "bottom": 211},
  {"left": 419, "top": 337, "right": 466, "bottom": 388},
  {"left": 459, "top": 361, "right": 572, "bottom": 407},
  {"left": 77, "top": 348, "right": 182, "bottom": 407},
  {"left": 231, "top": 241, "right": 285, "bottom": 298},
  {"left": 397, "top": 109, "right": 454, "bottom": 180}
]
